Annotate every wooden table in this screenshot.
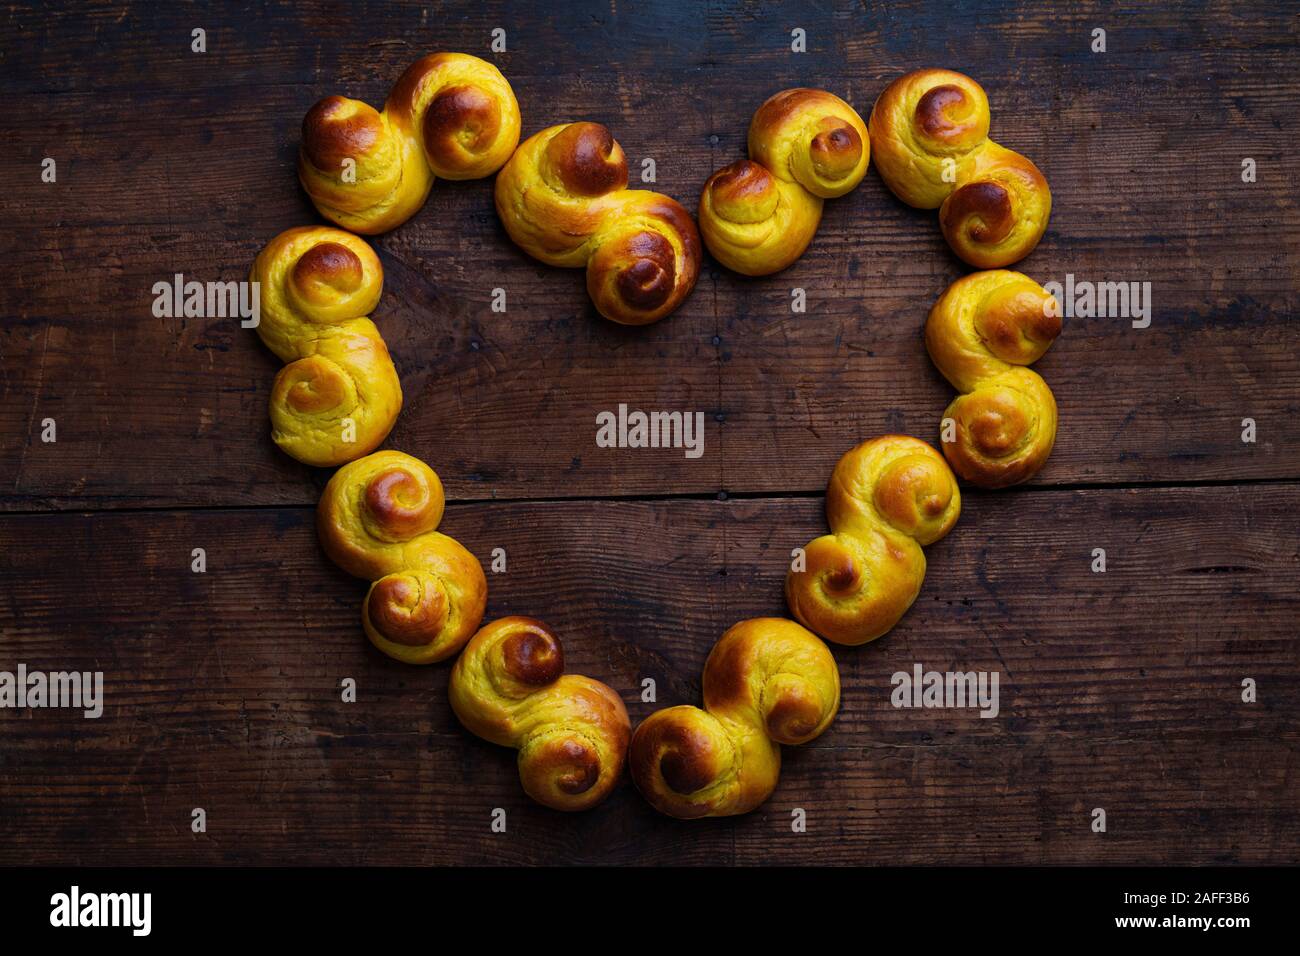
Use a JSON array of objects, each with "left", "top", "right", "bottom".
[{"left": 2, "top": 1, "right": 1296, "bottom": 866}]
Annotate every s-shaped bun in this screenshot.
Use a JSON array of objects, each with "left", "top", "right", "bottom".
[
  {"left": 629, "top": 617, "right": 839, "bottom": 818},
  {"left": 449, "top": 616, "right": 630, "bottom": 811},
  {"left": 699, "top": 88, "right": 870, "bottom": 275},
  {"left": 786, "top": 436, "right": 960, "bottom": 645},
  {"left": 869, "top": 69, "right": 1050, "bottom": 267},
  {"left": 926, "top": 270, "right": 1061, "bottom": 487},
  {"left": 494, "top": 122, "right": 701, "bottom": 325},
  {"left": 317, "top": 450, "right": 487, "bottom": 663},
  {"left": 300, "top": 52, "right": 521, "bottom": 234},
  {"left": 251, "top": 226, "right": 400, "bottom": 467}
]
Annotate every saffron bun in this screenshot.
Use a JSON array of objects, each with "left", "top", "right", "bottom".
[
  {"left": 699, "top": 88, "right": 870, "bottom": 275},
  {"left": 925, "top": 270, "right": 1061, "bottom": 487},
  {"left": 786, "top": 436, "right": 960, "bottom": 646},
  {"left": 494, "top": 122, "right": 701, "bottom": 325},
  {"left": 250, "top": 226, "right": 400, "bottom": 467},
  {"left": 449, "top": 617, "right": 630, "bottom": 811},
  {"left": 299, "top": 52, "right": 520, "bottom": 234},
  {"left": 868, "top": 69, "right": 1050, "bottom": 267},
  {"left": 629, "top": 617, "right": 839, "bottom": 818},
  {"left": 317, "top": 450, "right": 487, "bottom": 664}
]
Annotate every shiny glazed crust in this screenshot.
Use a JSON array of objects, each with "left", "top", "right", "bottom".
[
  {"left": 494, "top": 122, "right": 701, "bottom": 325},
  {"left": 317, "top": 450, "right": 487, "bottom": 664},
  {"left": 699, "top": 88, "right": 869, "bottom": 275},
  {"left": 868, "top": 69, "right": 1050, "bottom": 267},
  {"left": 629, "top": 617, "right": 839, "bottom": 818},
  {"left": 250, "top": 226, "right": 401, "bottom": 467},
  {"left": 786, "top": 436, "right": 961, "bottom": 645},
  {"left": 449, "top": 617, "right": 631, "bottom": 811},
  {"left": 926, "top": 270, "right": 1062, "bottom": 487},
  {"left": 299, "top": 52, "right": 521, "bottom": 234}
]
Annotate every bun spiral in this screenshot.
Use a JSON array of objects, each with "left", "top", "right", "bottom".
[
  {"left": 786, "top": 436, "right": 960, "bottom": 646},
  {"left": 699, "top": 88, "right": 870, "bottom": 275},
  {"left": 869, "top": 69, "right": 1050, "bottom": 267},
  {"left": 300, "top": 52, "right": 521, "bottom": 235},
  {"left": 317, "top": 450, "right": 487, "bottom": 664},
  {"left": 449, "top": 616, "right": 630, "bottom": 811},
  {"left": 251, "top": 226, "right": 401, "bottom": 467},
  {"left": 494, "top": 122, "right": 701, "bottom": 325},
  {"left": 629, "top": 618, "right": 839, "bottom": 818},
  {"left": 926, "top": 270, "right": 1061, "bottom": 487}
]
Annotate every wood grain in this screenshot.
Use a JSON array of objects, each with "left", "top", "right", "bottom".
[{"left": 1, "top": 485, "right": 1294, "bottom": 865}]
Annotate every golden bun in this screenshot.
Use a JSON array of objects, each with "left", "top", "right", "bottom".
[
  {"left": 700, "top": 88, "right": 869, "bottom": 275},
  {"left": 250, "top": 226, "right": 400, "bottom": 467},
  {"left": 299, "top": 52, "right": 521, "bottom": 234},
  {"left": 926, "top": 270, "right": 1061, "bottom": 487},
  {"left": 494, "top": 122, "right": 701, "bottom": 325},
  {"left": 869, "top": 69, "right": 1050, "bottom": 267},
  {"left": 317, "top": 450, "right": 487, "bottom": 663},
  {"left": 449, "top": 616, "right": 630, "bottom": 811},
  {"left": 786, "top": 436, "right": 960, "bottom": 645},
  {"left": 629, "top": 617, "right": 839, "bottom": 818}
]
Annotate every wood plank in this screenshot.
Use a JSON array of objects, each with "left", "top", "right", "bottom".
[
  {"left": 6, "top": 1, "right": 1296, "bottom": 98},
  {"left": 3, "top": 211, "right": 1294, "bottom": 508},
  {"left": 0, "top": 1, "right": 714, "bottom": 94},
  {"left": 3, "top": 2, "right": 1297, "bottom": 507},
  {"left": 1, "top": 484, "right": 1294, "bottom": 864}
]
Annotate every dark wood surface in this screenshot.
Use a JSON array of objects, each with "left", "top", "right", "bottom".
[{"left": 1, "top": 0, "right": 1296, "bottom": 865}]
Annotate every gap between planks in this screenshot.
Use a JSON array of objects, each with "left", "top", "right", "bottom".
[{"left": 1, "top": 474, "right": 1299, "bottom": 519}]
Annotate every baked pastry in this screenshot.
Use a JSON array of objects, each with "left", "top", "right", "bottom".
[
  {"left": 317, "top": 450, "right": 487, "bottom": 663},
  {"left": 699, "top": 88, "right": 870, "bottom": 275},
  {"left": 449, "top": 616, "right": 630, "bottom": 811},
  {"left": 926, "top": 270, "right": 1061, "bottom": 487},
  {"left": 299, "top": 52, "right": 521, "bottom": 234},
  {"left": 251, "top": 226, "right": 401, "bottom": 467},
  {"left": 869, "top": 69, "right": 1050, "bottom": 267},
  {"left": 494, "top": 122, "right": 701, "bottom": 325},
  {"left": 629, "top": 617, "right": 839, "bottom": 818},
  {"left": 786, "top": 436, "right": 960, "bottom": 645}
]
